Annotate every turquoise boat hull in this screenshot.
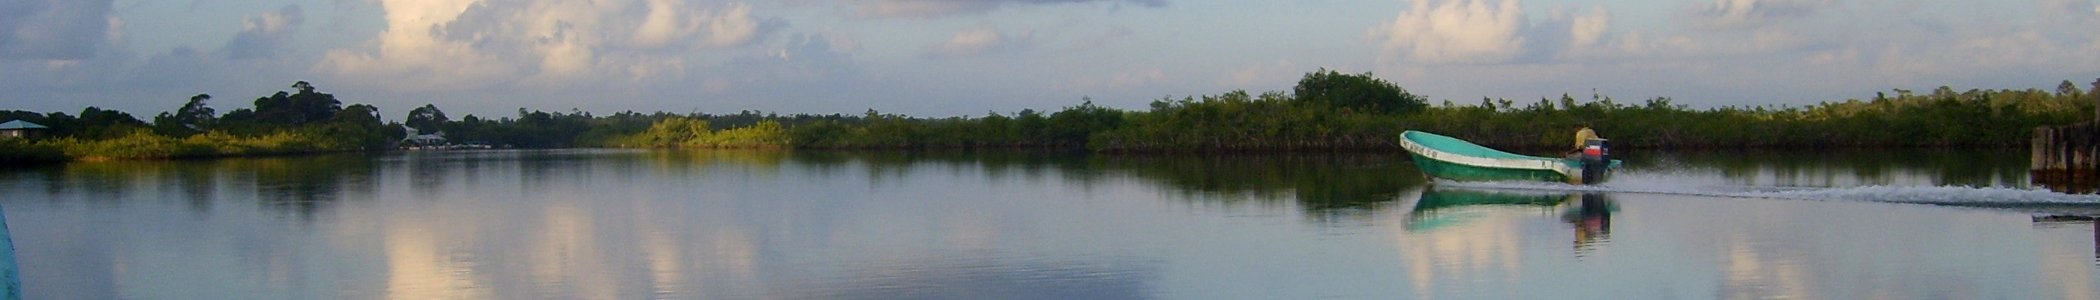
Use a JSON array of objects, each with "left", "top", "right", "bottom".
[
  {"left": 1405, "top": 187, "right": 1577, "bottom": 232},
  {"left": 1399, "top": 130, "right": 1619, "bottom": 184},
  {"left": 1412, "top": 187, "right": 1573, "bottom": 212},
  {"left": 1, "top": 204, "right": 17, "bottom": 300}
]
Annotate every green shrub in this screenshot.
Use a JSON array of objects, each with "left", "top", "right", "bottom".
[{"left": 0, "top": 138, "right": 66, "bottom": 164}]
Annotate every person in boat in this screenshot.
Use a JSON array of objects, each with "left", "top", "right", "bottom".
[{"left": 1566, "top": 123, "right": 1599, "bottom": 156}]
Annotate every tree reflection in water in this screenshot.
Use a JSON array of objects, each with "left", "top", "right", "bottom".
[{"left": 12, "top": 154, "right": 380, "bottom": 222}]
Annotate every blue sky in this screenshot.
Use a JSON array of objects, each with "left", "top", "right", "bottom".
[{"left": 2, "top": 0, "right": 2096, "bottom": 119}]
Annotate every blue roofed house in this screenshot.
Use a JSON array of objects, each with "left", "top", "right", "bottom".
[{"left": 0, "top": 120, "right": 47, "bottom": 139}]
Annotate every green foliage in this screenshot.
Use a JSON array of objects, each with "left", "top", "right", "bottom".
[
  {"left": 6, "top": 74, "right": 2096, "bottom": 165},
  {"left": 787, "top": 120, "right": 853, "bottom": 148},
  {"left": 1046, "top": 100, "right": 1124, "bottom": 146},
  {"left": 405, "top": 104, "right": 449, "bottom": 134},
  {"left": 1399, "top": 87, "right": 2088, "bottom": 149},
  {"left": 611, "top": 117, "right": 789, "bottom": 148},
  {"left": 68, "top": 107, "right": 150, "bottom": 139},
  {"left": 1293, "top": 69, "right": 1428, "bottom": 115},
  {"left": 1094, "top": 90, "right": 1402, "bottom": 151},
  {"left": 628, "top": 117, "right": 713, "bottom": 147},
  {"left": 0, "top": 138, "right": 65, "bottom": 164},
  {"left": 248, "top": 82, "right": 341, "bottom": 126},
  {"left": 152, "top": 94, "right": 216, "bottom": 137},
  {"left": 696, "top": 120, "right": 788, "bottom": 148},
  {"left": 587, "top": 76, "right": 2091, "bottom": 152},
  {"left": 4, "top": 81, "right": 399, "bottom": 163},
  {"left": 40, "top": 129, "right": 359, "bottom": 160}
]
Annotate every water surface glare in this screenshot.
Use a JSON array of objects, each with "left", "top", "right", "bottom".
[{"left": 1, "top": 149, "right": 2097, "bottom": 299}]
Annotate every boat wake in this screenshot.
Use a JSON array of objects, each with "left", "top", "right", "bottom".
[{"left": 1433, "top": 169, "right": 2100, "bottom": 214}]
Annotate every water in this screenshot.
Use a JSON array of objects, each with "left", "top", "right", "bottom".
[{"left": 1, "top": 148, "right": 2097, "bottom": 299}]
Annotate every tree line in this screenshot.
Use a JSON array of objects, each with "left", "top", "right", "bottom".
[
  {"left": 604, "top": 70, "right": 2094, "bottom": 152},
  {"left": 4, "top": 71, "right": 2095, "bottom": 164},
  {"left": 2, "top": 81, "right": 395, "bottom": 163}
]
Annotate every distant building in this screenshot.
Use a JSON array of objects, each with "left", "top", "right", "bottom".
[
  {"left": 0, "top": 120, "right": 47, "bottom": 139},
  {"left": 401, "top": 127, "right": 447, "bottom": 147}
]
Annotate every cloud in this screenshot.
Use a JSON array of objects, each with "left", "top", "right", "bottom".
[
  {"left": 1684, "top": 0, "right": 1834, "bottom": 30},
  {"left": 722, "top": 32, "right": 857, "bottom": 82},
  {"left": 632, "top": 30, "right": 864, "bottom": 113},
  {"left": 925, "top": 27, "right": 1033, "bottom": 58},
  {"left": 634, "top": 0, "right": 777, "bottom": 49},
  {"left": 1371, "top": 0, "right": 1528, "bottom": 64},
  {"left": 317, "top": 0, "right": 786, "bottom": 92},
  {"left": 1222, "top": 60, "right": 1298, "bottom": 87},
  {"left": 1066, "top": 25, "right": 1132, "bottom": 51},
  {"left": 1060, "top": 66, "right": 1164, "bottom": 92},
  {"left": 0, "top": 0, "right": 118, "bottom": 60},
  {"left": 847, "top": 0, "right": 1166, "bottom": 19},
  {"left": 2040, "top": 0, "right": 2095, "bottom": 15},
  {"left": 220, "top": 4, "right": 305, "bottom": 60},
  {"left": 1865, "top": 29, "right": 2093, "bottom": 84},
  {"left": 1569, "top": 7, "right": 1609, "bottom": 48}
]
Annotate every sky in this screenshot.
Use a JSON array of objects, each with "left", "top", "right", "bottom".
[{"left": 1, "top": 0, "right": 2097, "bottom": 120}]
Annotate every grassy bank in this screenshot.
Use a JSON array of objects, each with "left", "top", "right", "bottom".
[{"left": 3, "top": 129, "right": 369, "bottom": 163}]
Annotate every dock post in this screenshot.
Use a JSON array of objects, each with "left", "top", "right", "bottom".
[{"left": 2031, "top": 79, "right": 2100, "bottom": 193}]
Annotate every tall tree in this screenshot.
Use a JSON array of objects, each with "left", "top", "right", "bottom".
[
  {"left": 405, "top": 104, "right": 450, "bottom": 134},
  {"left": 178, "top": 93, "right": 216, "bottom": 127},
  {"left": 1291, "top": 69, "right": 1427, "bottom": 115},
  {"left": 253, "top": 81, "right": 342, "bottom": 125},
  {"left": 73, "top": 107, "right": 147, "bottom": 139}
]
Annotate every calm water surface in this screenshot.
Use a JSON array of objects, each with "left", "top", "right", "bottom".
[{"left": 2, "top": 149, "right": 2098, "bottom": 299}]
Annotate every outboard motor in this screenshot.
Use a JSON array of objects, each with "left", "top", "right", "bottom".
[{"left": 1578, "top": 138, "right": 1611, "bottom": 184}]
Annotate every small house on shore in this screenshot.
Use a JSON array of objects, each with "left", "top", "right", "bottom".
[
  {"left": 400, "top": 127, "right": 447, "bottom": 148},
  {"left": 0, "top": 120, "right": 47, "bottom": 139}
]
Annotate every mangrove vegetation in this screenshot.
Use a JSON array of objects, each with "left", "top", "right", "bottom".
[{"left": 2, "top": 71, "right": 2095, "bottom": 164}]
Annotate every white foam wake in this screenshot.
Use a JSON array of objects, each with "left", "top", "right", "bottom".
[{"left": 1434, "top": 173, "right": 2100, "bottom": 208}]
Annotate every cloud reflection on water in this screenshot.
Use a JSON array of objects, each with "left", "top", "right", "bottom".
[{"left": 1, "top": 149, "right": 2097, "bottom": 299}]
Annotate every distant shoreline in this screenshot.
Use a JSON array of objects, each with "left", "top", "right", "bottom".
[
  {"left": 2, "top": 142, "right": 2041, "bottom": 167},
  {"left": 6, "top": 73, "right": 2093, "bottom": 164}
]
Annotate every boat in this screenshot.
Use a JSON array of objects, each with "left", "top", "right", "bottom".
[
  {"left": 1405, "top": 187, "right": 1618, "bottom": 244},
  {"left": 1404, "top": 187, "right": 1578, "bottom": 232},
  {"left": 1, "top": 204, "right": 18, "bottom": 299},
  {"left": 1398, "top": 130, "right": 1620, "bottom": 184},
  {"left": 1410, "top": 187, "right": 1572, "bottom": 213}
]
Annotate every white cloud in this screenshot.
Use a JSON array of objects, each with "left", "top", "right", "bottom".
[
  {"left": 847, "top": 0, "right": 1166, "bottom": 19},
  {"left": 854, "top": 0, "right": 999, "bottom": 18},
  {"left": 1108, "top": 68, "right": 1165, "bottom": 88},
  {"left": 926, "top": 27, "right": 1033, "bottom": 58},
  {"left": 317, "top": 0, "right": 785, "bottom": 93},
  {"left": 1685, "top": 0, "right": 1834, "bottom": 30},
  {"left": 221, "top": 4, "right": 305, "bottom": 60},
  {"left": 1067, "top": 67, "right": 1164, "bottom": 90},
  {"left": 636, "top": 0, "right": 771, "bottom": 49},
  {"left": 0, "top": 0, "right": 118, "bottom": 60},
  {"left": 1223, "top": 60, "right": 1298, "bottom": 87},
  {"left": 2038, "top": 0, "right": 2096, "bottom": 18},
  {"left": 1868, "top": 30, "right": 2088, "bottom": 82},
  {"left": 1066, "top": 25, "right": 1133, "bottom": 51},
  {"left": 725, "top": 31, "right": 857, "bottom": 80},
  {"left": 1371, "top": 0, "right": 1528, "bottom": 64},
  {"left": 1569, "top": 7, "right": 1609, "bottom": 48}
]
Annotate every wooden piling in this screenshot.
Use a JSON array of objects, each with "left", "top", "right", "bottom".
[
  {"left": 2031, "top": 122, "right": 2100, "bottom": 193},
  {"left": 2032, "top": 78, "right": 2100, "bottom": 193}
]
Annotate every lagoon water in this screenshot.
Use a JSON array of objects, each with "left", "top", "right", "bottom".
[{"left": 2, "top": 149, "right": 2098, "bottom": 299}]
